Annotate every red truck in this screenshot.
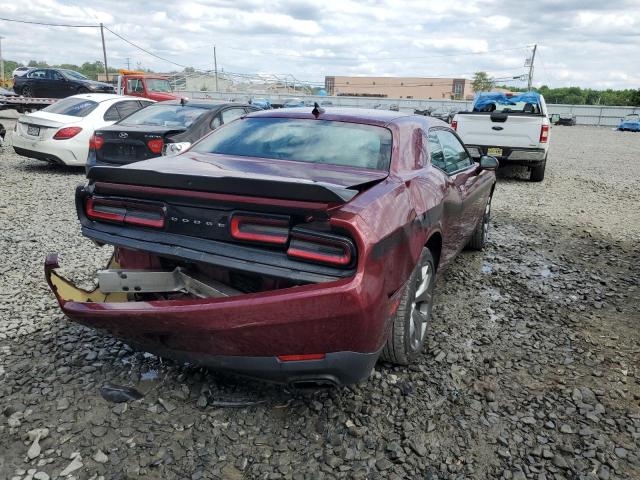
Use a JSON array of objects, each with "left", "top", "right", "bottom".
[{"left": 115, "top": 70, "right": 184, "bottom": 101}]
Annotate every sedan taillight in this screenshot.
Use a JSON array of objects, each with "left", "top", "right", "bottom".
[
  {"left": 287, "top": 230, "right": 355, "bottom": 267},
  {"left": 85, "top": 197, "right": 165, "bottom": 229},
  {"left": 53, "top": 126, "right": 82, "bottom": 140},
  {"left": 89, "top": 134, "right": 104, "bottom": 150},
  {"left": 451, "top": 120, "right": 458, "bottom": 131},
  {"left": 147, "top": 138, "right": 164, "bottom": 154},
  {"left": 229, "top": 214, "right": 290, "bottom": 245}
]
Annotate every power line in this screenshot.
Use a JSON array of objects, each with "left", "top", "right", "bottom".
[{"left": 0, "top": 16, "right": 99, "bottom": 28}]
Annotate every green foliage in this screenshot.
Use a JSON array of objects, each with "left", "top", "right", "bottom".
[
  {"left": 472, "top": 72, "right": 495, "bottom": 92},
  {"left": 498, "top": 84, "right": 640, "bottom": 107},
  {"left": 3, "top": 59, "right": 120, "bottom": 81}
]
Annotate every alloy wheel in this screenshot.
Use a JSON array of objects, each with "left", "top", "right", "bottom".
[
  {"left": 408, "top": 262, "right": 433, "bottom": 351},
  {"left": 482, "top": 200, "right": 491, "bottom": 244}
]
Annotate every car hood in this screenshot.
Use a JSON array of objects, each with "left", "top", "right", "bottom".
[
  {"left": 88, "top": 152, "right": 389, "bottom": 203},
  {"left": 147, "top": 91, "right": 182, "bottom": 101}
]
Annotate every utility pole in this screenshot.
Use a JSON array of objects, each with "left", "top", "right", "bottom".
[
  {"left": 100, "top": 23, "right": 109, "bottom": 82},
  {"left": 0, "top": 36, "right": 5, "bottom": 86},
  {"left": 126, "top": 57, "right": 130, "bottom": 70},
  {"left": 527, "top": 44, "right": 537, "bottom": 91},
  {"left": 213, "top": 45, "right": 219, "bottom": 92}
]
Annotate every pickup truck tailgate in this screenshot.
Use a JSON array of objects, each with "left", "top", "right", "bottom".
[{"left": 456, "top": 113, "right": 543, "bottom": 148}]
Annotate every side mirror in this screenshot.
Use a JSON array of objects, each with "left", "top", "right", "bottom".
[{"left": 479, "top": 155, "right": 499, "bottom": 170}]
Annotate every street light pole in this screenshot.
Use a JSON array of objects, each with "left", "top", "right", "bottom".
[
  {"left": 100, "top": 23, "right": 109, "bottom": 82},
  {"left": 0, "top": 36, "right": 5, "bottom": 86},
  {"left": 213, "top": 45, "right": 219, "bottom": 92},
  {"left": 527, "top": 44, "right": 537, "bottom": 91}
]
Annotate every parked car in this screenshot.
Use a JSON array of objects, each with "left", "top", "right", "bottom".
[
  {"left": 13, "top": 68, "right": 115, "bottom": 98},
  {"left": 11, "top": 94, "right": 153, "bottom": 166},
  {"left": 617, "top": 114, "right": 640, "bottom": 132},
  {"left": 249, "top": 98, "right": 271, "bottom": 110},
  {"left": 429, "top": 106, "right": 457, "bottom": 124},
  {"left": 45, "top": 107, "right": 497, "bottom": 386},
  {"left": 555, "top": 113, "right": 576, "bottom": 126},
  {"left": 87, "top": 101, "right": 258, "bottom": 168},
  {"left": 452, "top": 91, "right": 550, "bottom": 182},
  {"left": 12, "top": 66, "right": 30, "bottom": 78},
  {"left": 282, "top": 98, "right": 305, "bottom": 108}
]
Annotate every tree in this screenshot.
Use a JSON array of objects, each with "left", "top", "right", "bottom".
[{"left": 472, "top": 71, "right": 494, "bottom": 92}]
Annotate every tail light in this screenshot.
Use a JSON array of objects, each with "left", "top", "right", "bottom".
[
  {"left": 147, "top": 138, "right": 164, "bottom": 154},
  {"left": 89, "top": 134, "right": 104, "bottom": 150},
  {"left": 53, "top": 126, "right": 82, "bottom": 140},
  {"left": 85, "top": 197, "right": 165, "bottom": 229},
  {"left": 277, "top": 354, "right": 325, "bottom": 362},
  {"left": 287, "top": 229, "right": 355, "bottom": 267},
  {"left": 539, "top": 124, "right": 549, "bottom": 143},
  {"left": 229, "top": 213, "right": 289, "bottom": 245},
  {"left": 451, "top": 120, "right": 458, "bottom": 131}
]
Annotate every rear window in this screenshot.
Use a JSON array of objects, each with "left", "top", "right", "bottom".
[
  {"left": 41, "top": 97, "right": 98, "bottom": 117},
  {"left": 192, "top": 117, "right": 393, "bottom": 170},
  {"left": 119, "top": 104, "right": 208, "bottom": 128}
]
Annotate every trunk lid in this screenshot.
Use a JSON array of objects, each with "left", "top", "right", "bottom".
[
  {"left": 94, "top": 126, "right": 183, "bottom": 165},
  {"left": 17, "top": 112, "right": 78, "bottom": 141},
  {"left": 456, "top": 113, "right": 545, "bottom": 148},
  {"left": 88, "top": 152, "right": 388, "bottom": 203}
]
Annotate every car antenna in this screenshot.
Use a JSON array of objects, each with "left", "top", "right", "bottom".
[{"left": 312, "top": 102, "right": 325, "bottom": 118}]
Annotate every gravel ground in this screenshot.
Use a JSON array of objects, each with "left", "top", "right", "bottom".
[{"left": 0, "top": 118, "right": 639, "bottom": 480}]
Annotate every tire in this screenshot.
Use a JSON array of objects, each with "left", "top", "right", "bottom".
[
  {"left": 530, "top": 161, "right": 546, "bottom": 182},
  {"left": 380, "top": 248, "right": 435, "bottom": 365},
  {"left": 22, "top": 85, "right": 33, "bottom": 97},
  {"left": 77, "top": 87, "right": 90, "bottom": 94},
  {"left": 467, "top": 195, "right": 492, "bottom": 250}
]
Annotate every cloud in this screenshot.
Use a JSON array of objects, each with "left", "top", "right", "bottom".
[{"left": 0, "top": 0, "right": 638, "bottom": 89}]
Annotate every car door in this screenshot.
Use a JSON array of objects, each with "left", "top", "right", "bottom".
[
  {"left": 126, "top": 78, "right": 145, "bottom": 98},
  {"left": 49, "top": 70, "right": 71, "bottom": 98},
  {"left": 435, "top": 129, "right": 491, "bottom": 242},
  {"left": 426, "top": 130, "right": 466, "bottom": 265},
  {"left": 27, "top": 69, "right": 48, "bottom": 97}
]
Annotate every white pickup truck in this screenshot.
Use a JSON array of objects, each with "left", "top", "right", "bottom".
[{"left": 452, "top": 92, "right": 550, "bottom": 181}]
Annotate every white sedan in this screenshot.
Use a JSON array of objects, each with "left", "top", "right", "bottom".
[{"left": 11, "top": 94, "right": 154, "bottom": 167}]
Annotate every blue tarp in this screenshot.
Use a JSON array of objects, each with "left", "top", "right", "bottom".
[{"left": 473, "top": 91, "right": 541, "bottom": 111}]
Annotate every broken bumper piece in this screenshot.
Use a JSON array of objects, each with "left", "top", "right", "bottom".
[{"left": 44, "top": 253, "right": 386, "bottom": 385}]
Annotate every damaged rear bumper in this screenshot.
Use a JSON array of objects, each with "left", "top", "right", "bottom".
[{"left": 45, "top": 254, "right": 390, "bottom": 385}]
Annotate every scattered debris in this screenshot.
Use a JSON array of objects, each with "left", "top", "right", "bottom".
[{"left": 99, "top": 383, "right": 144, "bottom": 403}]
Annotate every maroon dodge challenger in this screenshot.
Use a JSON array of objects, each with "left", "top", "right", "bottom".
[{"left": 45, "top": 106, "right": 497, "bottom": 386}]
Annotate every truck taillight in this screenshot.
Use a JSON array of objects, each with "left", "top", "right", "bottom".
[
  {"left": 85, "top": 197, "right": 165, "bottom": 229},
  {"left": 53, "top": 127, "right": 82, "bottom": 140},
  {"left": 287, "top": 230, "right": 355, "bottom": 267},
  {"left": 229, "top": 214, "right": 289, "bottom": 245},
  {"left": 147, "top": 138, "right": 164, "bottom": 154},
  {"left": 89, "top": 134, "right": 104, "bottom": 150},
  {"left": 451, "top": 120, "right": 458, "bottom": 131},
  {"left": 540, "top": 124, "right": 549, "bottom": 143}
]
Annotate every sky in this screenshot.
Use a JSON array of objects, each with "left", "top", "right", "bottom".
[{"left": 0, "top": 0, "right": 639, "bottom": 90}]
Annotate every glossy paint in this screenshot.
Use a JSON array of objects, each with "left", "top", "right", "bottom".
[{"left": 48, "top": 109, "right": 495, "bottom": 365}]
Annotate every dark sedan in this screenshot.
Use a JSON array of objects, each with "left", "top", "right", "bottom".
[
  {"left": 47, "top": 107, "right": 497, "bottom": 386},
  {"left": 13, "top": 68, "right": 115, "bottom": 98},
  {"left": 87, "top": 101, "right": 258, "bottom": 169}
]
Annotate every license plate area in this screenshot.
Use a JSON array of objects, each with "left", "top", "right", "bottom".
[
  {"left": 117, "top": 145, "right": 138, "bottom": 158},
  {"left": 487, "top": 147, "right": 502, "bottom": 156},
  {"left": 27, "top": 125, "right": 40, "bottom": 137}
]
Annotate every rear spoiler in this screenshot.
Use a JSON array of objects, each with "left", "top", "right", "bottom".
[{"left": 87, "top": 166, "right": 367, "bottom": 204}]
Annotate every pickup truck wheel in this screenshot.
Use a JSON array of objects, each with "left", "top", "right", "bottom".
[
  {"left": 381, "top": 248, "right": 435, "bottom": 365},
  {"left": 468, "top": 196, "right": 491, "bottom": 250},
  {"left": 530, "top": 160, "right": 546, "bottom": 182}
]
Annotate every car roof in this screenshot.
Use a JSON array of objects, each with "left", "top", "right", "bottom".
[
  {"left": 65, "top": 93, "right": 153, "bottom": 103},
  {"left": 247, "top": 107, "right": 440, "bottom": 127},
  {"left": 153, "top": 100, "right": 248, "bottom": 109}
]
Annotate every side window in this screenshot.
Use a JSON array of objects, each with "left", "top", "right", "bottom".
[
  {"left": 29, "top": 69, "right": 46, "bottom": 79},
  {"left": 116, "top": 100, "right": 143, "bottom": 119},
  {"left": 127, "top": 79, "right": 144, "bottom": 93},
  {"left": 139, "top": 101, "right": 154, "bottom": 108},
  {"left": 221, "top": 108, "right": 246, "bottom": 124},
  {"left": 427, "top": 130, "right": 446, "bottom": 171},
  {"left": 51, "top": 71, "right": 64, "bottom": 81},
  {"left": 103, "top": 104, "right": 120, "bottom": 121},
  {"left": 435, "top": 130, "right": 473, "bottom": 174}
]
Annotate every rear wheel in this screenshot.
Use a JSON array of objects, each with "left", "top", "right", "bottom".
[
  {"left": 468, "top": 195, "right": 491, "bottom": 250},
  {"left": 381, "top": 248, "right": 435, "bottom": 365},
  {"left": 22, "top": 85, "right": 33, "bottom": 97},
  {"left": 530, "top": 159, "right": 546, "bottom": 182},
  {"left": 77, "top": 87, "right": 90, "bottom": 94}
]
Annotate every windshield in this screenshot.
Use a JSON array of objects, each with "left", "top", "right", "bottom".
[
  {"left": 62, "top": 70, "right": 88, "bottom": 81},
  {"left": 146, "top": 79, "right": 172, "bottom": 93},
  {"left": 41, "top": 97, "right": 98, "bottom": 117},
  {"left": 119, "top": 104, "right": 208, "bottom": 128},
  {"left": 192, "top": 117, "right": 393, "bottom": 170}
]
